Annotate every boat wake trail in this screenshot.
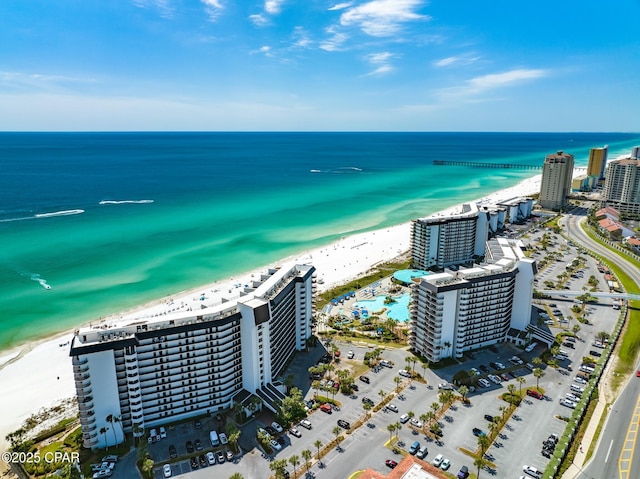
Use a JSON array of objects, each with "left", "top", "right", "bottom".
[
  {"left": 35, "top": 209, "right": 85, "bottom": 218},
  {"left": 23, "top": 272, "right": 52, "bottom": 290},
  {"left": 310, "top": 167, "right": 364, "bottom": 174},
  {"left": 99, "top": 199, "right": 154, "bottom": 205}
]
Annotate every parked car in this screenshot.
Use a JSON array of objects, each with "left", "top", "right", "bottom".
[
  {"left": 386, "top": 404, "right": 399, "bottom": 412},
  {"left": 409, "top": 441, "right": 420, "bottom": 455},
  {"left": 194, "top": 438, "right": 203, "bottom": 451},
  {"left": 270, "top": 439, "right": 282, "bottom": 451},
  {"left": 385, "top": 459, "right": 398, "bottom": 469},
  {"left": 560, "top": 398, "right": 577, "bottom": 409},
  {"left": 186, "top": 441, "right": 194, "bottom": 453},
  {"left": 478, "top": 378, "right": 491, "bottom": 388},
  {"left": 457, "top": 465, "right": 469, "bottom": 478},
  {"left": 271, "top": 421, "right": 283, "bottom": 433},
  {"left": 347, "top": 350, "right": 355, "bottom": 359},
  {"left": 337, "top": 419, "right": 350, "bottom": 429},
  {"left": 472, "top": 428, "right": 485, "bottom": 437},
  {"left": 438, "top": 382, "right": 454, "bottom": 390},
  {"left": 299, "top": 419, "right": 312, "bottom": 429},
  {"left": 168, "top": 445, "right": 177, "bottom": 459},
  {"left": 416, "top": 446, "right": 428, "bottom": 459},
  {"left": 206, "top": 452, "right": 215, "bottom": 465},
  {"left": 198, "top": 454, "right": 207, "bottom": 467},
  {"left": 441, "top": 458, "right": 451, "bottom": 470},
  {"left": 410, "top": 418, "right": 423, "bottom": 429},
  {"left": 320, "top": 403, "right": 333, "bottom": 413},
  {"left": 189, "top": 456, "right": 199, "bottom": 470},
  {"left": 359, "top": 375, "right": 370, "bottom": 383},
  {"left": 526, "top": 389, "right": 543, "bottom": 399},
  {"left": 399, "top": 414, "right": 410, "bottom": 423},
  {"left": 484, "top": 414, "right": 494, "bottom": 422},
  {"left": 523, "top": 465, "right": 542, "bottom": 478},
  {"left": 163, "top": 464, "right": 172, "bottom": 478},
  {"left": 399, "top": 369, "right": 412, "bottom": 378},
  {"left": 362, "top": 397, "right": 374, "bottom": 406},
  {"left": 219, "top": 432, "right": 228, "bottom": 445},
  {"left": 432, "top": 454, "right": 444, "bottom": 467},
  {"left": 479, "top": 365, "right": 490, "bottom": 373},
  {"left": 216, "top": 451, "right": 225, "bottom": 464},
  {"left": 289, "top": 427, "right": 301, "bottom": 437}
]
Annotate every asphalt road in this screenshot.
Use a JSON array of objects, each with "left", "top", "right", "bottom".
[{"left": 562, "top": 208, "right": 640, "bottom": 479}]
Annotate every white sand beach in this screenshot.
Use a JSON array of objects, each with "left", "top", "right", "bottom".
[{"left": 0, "top": 173, "right": 545, "bottom": 453}]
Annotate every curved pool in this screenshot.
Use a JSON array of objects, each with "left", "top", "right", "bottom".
[{"left": 354, "top": 293, "right": 411, "bottom": 322}]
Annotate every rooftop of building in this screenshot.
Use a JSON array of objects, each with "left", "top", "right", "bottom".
[
  {"left": 545, "top": 150, "right": 574, "bottom": 161},
  {"left": 358, "top": 454, "right": 448, "bottom": 479},
  {"left": 70, "top": 263, "right": 314, "bottom": 349}
]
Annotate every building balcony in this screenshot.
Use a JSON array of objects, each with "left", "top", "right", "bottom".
[
  {"left": 79, "top": 400, "right": 94, "bottom": 412},
  {"left": 73, "top": 362, "right": 90, "bottom": 374},
  {"left": 75, "top": 378, "right": 92, "bottom": 389},
  {"left": 74, "top": 372, "right": 90, "bottom": 381}
]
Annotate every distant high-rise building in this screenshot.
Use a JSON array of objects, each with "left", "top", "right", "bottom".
[
  {"left": 587, "top": 146, "right": 608, "bottom": 180},
  {"left": 632, "top": 146, "right": 640, "bottom": 159},
  {"left": 408, "top": 238, "right": 535, "bottom": 362},
  {"left": 410, "top": 203, "right": 489, "bottom": 270},
  {"left": 602, "top": 155, "right": 640, "bottom": 214},
  {"left": 539, "top": 151, "right": 575, "bottom": 210}
]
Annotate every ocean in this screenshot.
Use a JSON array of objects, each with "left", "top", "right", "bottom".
[{"left": 1, "top": 132, "right": 638, "bottom": 351}]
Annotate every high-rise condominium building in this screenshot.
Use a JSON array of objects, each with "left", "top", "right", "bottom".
[
  {"left": 70, "top": 263, "right": 315, "bottom": 450},
  {"left": 410, "top": 203, "right": 489, "bottom": 270},
  {"left": 539, "top": 151, "right": 575, "bottom": 210},
  {"left": 587, "top": 146, "right": 608, "bottom": 180},
  {"left": 602, "top": 154, "right": 640, "bottom": 214},
  {"left": 408, "top": 238, "right": 535, "bottom": 362}
]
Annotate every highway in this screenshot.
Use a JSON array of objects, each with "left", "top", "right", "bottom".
[{"left": 561, "top": 208, "right": 640, "bottom": 479}]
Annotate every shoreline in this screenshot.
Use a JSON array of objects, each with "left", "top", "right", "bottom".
[{"left": 0, "top": 172, "right": 545, "bottom": 453}]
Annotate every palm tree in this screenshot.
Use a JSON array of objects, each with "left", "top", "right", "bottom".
[
  {"left": 132, "top": 423, "right": 142, "bottom": 446},
  {"left": 363, "top": 402, "right": 373, "bottom": 423},
  {"left": 394, "top": 376, "right": 402, "bottom": 393},
  {"left": 314, "top": 439, "right": 323, "bottom": 462},
  {"left": 99, "top": 426, "right": 108, "bottom": 449},
  {"left": 301, "top": 449, "right": 312, "bottom": 472},
  {"left": 312, "top": 380, "right": 321, "bottom": 399},
  {"left": 333, "top": 426, "right": 342, "bottom": 449},
  {"left": 142, "top": 458, "right": 154, "bottom": 478},
  {"left": 474, "top": 456, "right": 488, "bottom": 479},
  {"left": 106, "top": 414, "right": 116, "bottom": 447},
  {"left": 229, "top": 473, "right": 244, "bottom": 479},
  {"left": 424, "top": 410, "right": 435, "bottom": 428},
  {"left": 533, "top": 368, "right": 545, "bottom": 389},
  {"left": 421, "top": 359, "right": 429, "bottom": 380},
  {"left": 443, "top": 341, "right": 452, "bottom": 358},
  {"left": 430, "top": 402, "right": 439, "bottom": 416},
  {"left": 573, "top": 324, "right": 581, "bottom": 336},
  {"left": 507, "top": 383, "right": 516, "bottom": 398},
  {"left": 269, "top": 459, "right": 288, "bottom": 479},
  {"left": 477, "top": 434, "right": 490, "bottom": 456},
  {"left": 387, "top": 423, "right": 396, "bottom": 444},
  {"left": 379, "top": 389, "right": 386, "bottom": 403},
  {"left": 289, "top": 455, "right": 300, "bottom": 475},
  {"left": 458, "top": 385, "right": 469, "bottom": 402},
  {"left": 419, "top": 414, "right": 429, "bottom": 431},
  {"left": 516, "top": 377, "right": 526, "bottom": 397},
  {"left": 498, "top": 405, "right": 506, "bottom": 421},
  {"left": 407, "top": 410, "right": 415, "bottom": 422}
]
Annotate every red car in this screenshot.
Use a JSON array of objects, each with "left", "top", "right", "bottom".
[
  {"left": 526, "top": 389, "right": 543, "bottom": 399},
  {"left": 385, "top": 460, "right": 398, "bottom": 469},
  {"left": 320, "top": 403, "right": 333, "bottom": 414},
  {"left": 636, "top": 370, "right": 640, "bottom": 377}
]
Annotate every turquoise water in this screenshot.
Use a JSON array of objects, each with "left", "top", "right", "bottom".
[
  {"left": 393, "top": 269, "right": 431, "bottom": 284},
  {"left": 1, "top": 132, "right": 639, "bottom": 351},
  {"left": 355, "top": 293, "right": 411, "bottom": 322}
]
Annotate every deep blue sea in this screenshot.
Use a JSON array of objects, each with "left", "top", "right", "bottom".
[{"left": 1, "top": 132, "right": 639, "bottom": 350}]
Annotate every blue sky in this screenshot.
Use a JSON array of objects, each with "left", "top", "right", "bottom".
[{"left": 1, "top": 0, "right": 639, "bottom": 131}]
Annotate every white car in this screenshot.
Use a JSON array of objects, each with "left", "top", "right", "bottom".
[
  {"left": 386, "top": 404, "right": 399, "bottom": 413},
  {"left": 523, "top": 465, "right": 542, "bottom": 478},
  {"left": 488, "top": 375, "right": 501, "bottom": 384},
  {"left": 574, "top": 376, "right": 588, "bottom": 385},
  {"left": 271, "top": 421, "right": 283, "bottom": 433},
  {"left": 478, "top": 378, "right": 490, "bottom": 388},
  {"left": 159, "top": 426, "right": 167, "bottom": 438},
  {"left": 560, "top": 398, "right": 576, "bottom": 409},
  {"left": 438, "top": 383, "right": 454, "bottom": 390},
  {"left": 289, "top": 427, "right": 301, "bottom": 437},
  {"left": 440, "top": 458, "right": 451, "bottom": 470},
  {"left": 399, "top": 369, "right": 412, "bottom": 378},
  {"left": 432, "top": 454, "right": 443, "bottom": 467},
  {"left": 270, "top": 439, "right": 282, "bottom": 451},
  {"left": 299, "top": 419, "right": 312, "bottom": 429},
  {"left": 565, "top": 393, "right": 580, "bottom": 402},
  {"left": 347, "top": 350, "right": 355, "bottom": 359},
  {"left": 219, "top": 432, "right": 229, "bottom": 444},
  {"left": 206, "top": 452, "right": 215, "bottom": 465},
  {"left": 399, "top": 414, "right": 410, "bottom": 423},
  {"left": 410, "top": 418, "right": 423, "bottom": 429},
  {"left": 162, "top": 465, "right": 172, "bottom": 478}
]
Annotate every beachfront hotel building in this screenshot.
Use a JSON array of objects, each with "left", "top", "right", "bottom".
[
  {"left": 587, "top": 146, "right": 608, "bottom": 181},
  {"left": 410, "top": 203, "right": 490, "bottom": 270},
  {"left": 602, "top": 153, "right": 640, "bottom": 214},
  {"left": 539, "top": 151, "right": 575, "bottom": 211},
  {"left": 70, "top": 263, "right": 316, "bottom": 450},
  {"left": 408, "top": 238, "right": 536, "bottom": 362}
]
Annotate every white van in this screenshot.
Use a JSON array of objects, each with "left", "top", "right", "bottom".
[
  {"left": 209, "top": 430, "right": 220, "bottom": 447},
  {"left": 570, "top": 384, "right": 584, "bottom": 394}
]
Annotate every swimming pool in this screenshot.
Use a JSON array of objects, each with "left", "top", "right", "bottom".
[{"left": 354, "top": 293, "right": 411, "bottom": 322}]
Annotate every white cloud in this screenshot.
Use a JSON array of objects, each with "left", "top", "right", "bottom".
[
  {"left": 433, "top": 54, "right": 480, "bottom": 68},
  {"left": 328, "top": 2, "right": 353, "bottom": 10},
  {"left": 249, "top": 13, "right": 269, "bottom": 26},
  {"left": 201, "top": 0, "right": 224, "bottom": 21},
  {"left": 319, "top": 27, "right": 349, "bottom": 51},
  {"left": 364, "top": 51, "right": 394, "bottom": 76},
  {"left": 132, "top": 0, "right": 176, "bottom": 18},
  {"left": 264, "top": 0, "right": 285, "bottom": 15},
  {"left": 291, "top": 26, "right": 312, "bottom": 48},
  {"left": 437, "top": 68, "right": 547, "bottom": 101},
  {"left": 339, "top": 0, "right": 428, "bottom": 37},
  {"left": 0, "top": 71, "right": 97, "bottom": 92}
]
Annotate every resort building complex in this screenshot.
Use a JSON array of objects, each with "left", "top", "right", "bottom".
[
  {"left": 410, "top": 203, "right": 489, "bottom": 270},
  {"left": 602, "top": 153, "right": 640, "bottom": 214},
  {"left": 408, "top": 238, "right": 536, "bottom": 362},
  {"left": 70, "top": 263, "right": 316, "bottom": 450},
  {"left": 539, "top": 151, "right": 575, "bottom": 210}
]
